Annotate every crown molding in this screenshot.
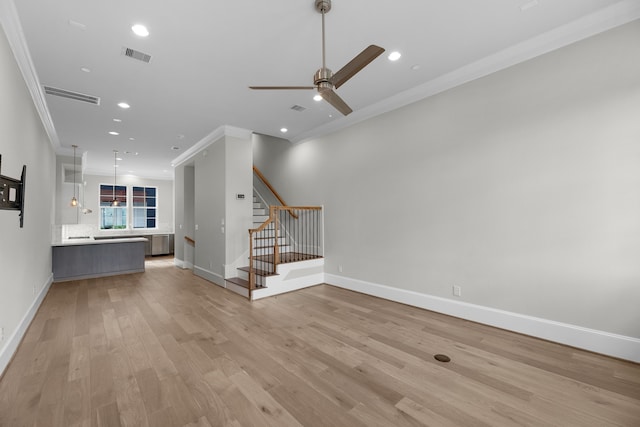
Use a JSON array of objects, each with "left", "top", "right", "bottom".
[
  {"left": 171, "top": 125, "right": 252, "bottom": 168},
  {"left": 291, "top": 1, "right": 640, "bottom": 144},
  {"left": 0, "top": 0, "right": 59, "bottom": 149}
]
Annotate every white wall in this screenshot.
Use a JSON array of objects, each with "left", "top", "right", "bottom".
[
  {"left": 253, "top": 21, "right": 640, "bottom": 355},
  {"left": 54, "top": 172, "right": 174, "bottom": 235},
  {"left": 0, "top": 22, "right": 55, "bottom": 374},
  {"left": 194, "top": 138, "right": 226, "bottom": 284},
  {"left": 189, "top": 131, "right": 253, "bottom": 284},
  {"left": 174, "top": 164, "right": 195, "bottom": 267},
  {"left": 224, "top": 135, "right": 253, "bottom": 275}
]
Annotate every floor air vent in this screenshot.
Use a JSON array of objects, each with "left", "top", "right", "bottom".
[
  {"left": 43, "top": 86, "right": 100, "bottom": 105},
  {"left": 123, "top": 47, "right": 152, "bottom": 63}
]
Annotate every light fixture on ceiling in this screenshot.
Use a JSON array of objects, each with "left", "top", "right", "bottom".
[
  {"left": 70, "top": 144, "right": 78, "bottom": 207},
  {"left": 109, "top": 131, "right": 119, "bottom": 135},
  {"left": 520, "top": 0, "right": 539, "bottom": 11},
  {"left": 131, "top": 24, "right": 149, "bottom": 37},
  {"left": 111, "top": 150, "right": 120, "bottom": 207},
  {"left": 117, "top": 102, "right": 130, "bottom": 109},
  {"left": 280, "top": 128, "right": 288, "bottom": 133},
  {"left": 388, "top": 51, "right": 402, "bottom": 61},
  {"left": 313, "top": 94, "right": 322, "bottom": 102}
]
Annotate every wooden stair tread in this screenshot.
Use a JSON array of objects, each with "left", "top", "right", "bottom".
[
  {"left": 226, "top": 277, "right": 249, "bottom": 288},
  {"left": 237, "top": 266, "right": 278, "bottom": 277},
  {"left": 225, "top": 277, "right": 267, "bottom": 290}
]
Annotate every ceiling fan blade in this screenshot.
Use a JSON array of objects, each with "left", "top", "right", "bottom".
[
  {"left": 249, "top": 86, "right": 315, "bottom": 90},
  {"left": 319, "top": 89, "right": 352, "bottom": 116},
  {"left": 331, "top": 45, "right": 385, "bottom": 89}
]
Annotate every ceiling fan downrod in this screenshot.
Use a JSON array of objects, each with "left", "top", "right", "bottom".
[{"left": 315, "top": 0, "right": 332, "bottom": 89}]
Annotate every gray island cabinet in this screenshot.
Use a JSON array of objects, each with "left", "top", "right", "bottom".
[{"left": 52, "top": 237, "right": 147, "bottom": 282}]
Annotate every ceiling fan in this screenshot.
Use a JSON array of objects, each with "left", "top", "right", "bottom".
[{"left": 249, "top": 0, "right": 385, "bottom": 116}]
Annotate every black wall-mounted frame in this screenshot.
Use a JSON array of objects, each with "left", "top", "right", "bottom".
[{"left": 0, "top": 155, "right": 27, "bottom": 228}]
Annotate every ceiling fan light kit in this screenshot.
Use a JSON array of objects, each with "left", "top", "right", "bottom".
[{"left": 250, "top": 0, "right": 384, "bottom": 116}]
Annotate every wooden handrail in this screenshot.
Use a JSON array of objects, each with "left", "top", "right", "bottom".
[
  {"left": 253, "top": 166, "right": 298, "bottom": 219},
  {"left": 184, "top": 236, "right": 195, "bottom": 245}
]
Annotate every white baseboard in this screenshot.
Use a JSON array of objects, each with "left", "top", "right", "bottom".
[
  {"left": 325, "top": 274, "right": 640, "bottom": 363},
  {"left": 0, "top": 273, "right": 54, "bottom": 376},
  {"left": 194, "top": 266, "right": 225, "bottom": 287},
  {"left": 173, "top": 257, "right": 194, "bottom": 270}
]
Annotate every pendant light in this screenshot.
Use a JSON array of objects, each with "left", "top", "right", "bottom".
[
  {"left": 111, "top": 150, "right": 120, "bottom": 207},
  {"left": 70, "top": 145, "right": 78, "bottom": 207}
]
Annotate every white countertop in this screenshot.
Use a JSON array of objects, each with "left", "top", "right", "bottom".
[{"left": 52, "top": 237, "right": 149, "bottom": 247}]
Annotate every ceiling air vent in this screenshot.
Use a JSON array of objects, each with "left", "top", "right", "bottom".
[
  {"left": 123, "top": 47, "right": 152, "bottom": 63},
  {"left": 43, "top": 86, "right": 100, "bottom": 105},
  {"left": 290, "top": 105, "right": 306, "bottom": 112}
]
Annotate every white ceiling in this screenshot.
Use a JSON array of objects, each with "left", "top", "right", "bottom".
[{"left": 3, "top": 0, "right": 639, "bottom": 179}]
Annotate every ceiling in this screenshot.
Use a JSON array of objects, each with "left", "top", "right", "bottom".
[{"left": 4, "top": 0, "right": 639, "bottom": 179}]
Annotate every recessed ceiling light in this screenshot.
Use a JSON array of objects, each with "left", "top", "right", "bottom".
[
  {"left": 313, "top": 94, "right": 322, "bottom": 102},
  {"left": 113, "top": 118, "right": 122, "bottom": 122},
  {"left": 280, "top": 128, "right": 288, "bottom": 133},
  {"left": 116, "top": 157, "right": 123, "bottom": 161},
  {"left": 520, "top": 0, "right": 539, "bottom": 11},
  {"left": 411, "top": 64, "right": 421, "bottom": 71},
  {"left": 68, "top": 20, "right": 86, "bottom": 30},
  {"left": 388, "top": 51, "right": 402, "bottom": 61},
  {"left": 108, "top": 131, "right": 119, "bottom": 135},
  {"left": 131, "top": 24, "right": 149, "bottom": 37},
  {"left": 129, "top": 137, "right": 135, "bottom": 141},
  {"left": 81, "top": 67, "right": 91, "bottom": 73},
  {"left": 117, "top": 102, "right": 130, "bottom": 109}
]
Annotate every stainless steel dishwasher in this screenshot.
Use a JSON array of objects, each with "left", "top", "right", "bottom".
[{"left": 151, "top": 234, "right": 170, "bottom": 255}]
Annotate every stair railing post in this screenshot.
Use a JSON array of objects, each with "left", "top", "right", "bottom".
[
  {"left": 248, "top": 229, "right": 255, "bottom": 299},
  {"left": 273, "top": 205, "right": 279, "bottom": 273}
]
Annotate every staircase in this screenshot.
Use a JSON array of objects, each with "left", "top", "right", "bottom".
[
  {"left": 225, "top": 195, "right": 324, "bottom": 300},
  {"left": 224, "top": 196, "right": 280, "bottom": 298}
]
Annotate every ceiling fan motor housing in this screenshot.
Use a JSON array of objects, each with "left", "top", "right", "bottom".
[
  {"left": 314, "top": 68, "right": 333, "bottom": 90},
  {"left": 315, "top": 0, "right": 331, "bottom": 13}
]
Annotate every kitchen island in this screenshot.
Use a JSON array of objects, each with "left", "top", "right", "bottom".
[{"left": 52, "top": 237, "right": 147, "bottom": 282}]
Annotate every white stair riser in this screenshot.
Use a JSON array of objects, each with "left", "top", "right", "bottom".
[
  {"left": 253, "top": 208, "right": 267, "bottom": 215},
  {"left": 253, "top": 260, "right": 275, "bottom": 272},
  {"left": 237, "top": 270, "right": 267, "bottom": 287}
]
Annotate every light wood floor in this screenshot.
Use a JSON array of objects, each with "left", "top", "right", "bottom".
[{"left": 1, "top": 258, "right": 639, "bottom": 427}]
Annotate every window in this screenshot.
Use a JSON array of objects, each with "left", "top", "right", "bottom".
[
  {"left": 100, "top": 185, "right": 127, "bottom": 229},
  {"left": 132, "top": 186, "right": 157, "bottom": 228}
]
